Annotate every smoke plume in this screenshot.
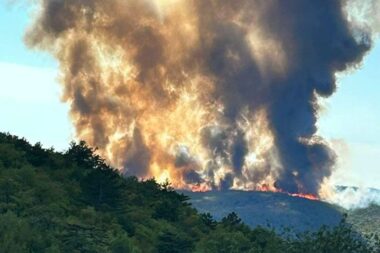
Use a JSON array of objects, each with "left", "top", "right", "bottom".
[
  {"left": 26, "top": 0, "right": 371, "bottom": 195},
  {"left": 329, "top": 186, "right": 380, "bottom": 209}
]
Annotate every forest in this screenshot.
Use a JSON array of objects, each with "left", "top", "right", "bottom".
[{"left": 0, "top": 132, "right": 378, "bottom": 253}]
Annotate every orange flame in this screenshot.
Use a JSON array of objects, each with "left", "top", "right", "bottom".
[
  {"left": 288, "top": 193, "right": 319, "bottom": 201},
  {"left": 254, "top": 183, "right": 319, "bottom": 200},
  {"left": 190, "top": 183, "right": 212, "bottom": 192}
]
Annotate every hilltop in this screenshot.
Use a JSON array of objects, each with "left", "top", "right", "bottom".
[
  {"left": 183, "top": 190, "right": 343, "bottom": 233},
  {"left": 184, "top": 190, "right": 380, "bottom": 241}
]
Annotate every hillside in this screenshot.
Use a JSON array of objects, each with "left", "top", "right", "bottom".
[
  {"left": 184, "top": 190, "right": 380, "bottom": 246},
  {"left": 183, "top": 190, "right": 343, "bottom": 233},
  {"left": 348, "top": 205, "right": 380, "bottom": 236},
  {"left": 0, "top": 133, "right": 377, "bottom": 253}
]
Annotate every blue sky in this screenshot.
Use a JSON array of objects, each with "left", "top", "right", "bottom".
[
  {"left": 317, "top": 42, "right": 380, "bottom": 189},
  {"left": 0, "top": 2, "right": 71, "bottom": 149},
  {"left": 0, "top": 3, "right": 379, "bottom": 188}
]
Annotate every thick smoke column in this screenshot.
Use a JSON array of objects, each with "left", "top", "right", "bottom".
[{"left": 26, "top": 0, "right": 370, "bottom": 195}]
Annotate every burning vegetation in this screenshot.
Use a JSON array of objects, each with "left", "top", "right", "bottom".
[{"left": 26, "top": 0, "right": 371, "bottom": 197}]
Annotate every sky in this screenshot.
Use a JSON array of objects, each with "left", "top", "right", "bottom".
[{"left": 0, "top": 2, "right": 379, "bottom": 188}]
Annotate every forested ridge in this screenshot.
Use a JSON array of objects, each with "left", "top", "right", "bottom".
[{"left": 0, "top": 132, "right": 378, "bottom": 253}]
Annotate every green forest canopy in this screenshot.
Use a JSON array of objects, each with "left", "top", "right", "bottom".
[{"left": 0, "top": 132, "right": 378, "bottom": 253}]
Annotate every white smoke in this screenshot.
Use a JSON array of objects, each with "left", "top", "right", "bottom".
[
  {"left": 345, "top": 0, "right": 380, "bottom": 36},
  {"left": 328, "top": 186, "right": 380, "bottom": 209}
]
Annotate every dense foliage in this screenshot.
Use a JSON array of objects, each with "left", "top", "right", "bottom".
[{"left": 0, "top": 133, "right": 377, "bottom": 253}]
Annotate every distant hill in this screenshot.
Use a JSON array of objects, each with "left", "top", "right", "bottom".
[
  {"left": 183, "top": 190, "right": 343, "bottom": 233},
  {"left": 184, "top": 189, "right": 380, "bottom": 239}
]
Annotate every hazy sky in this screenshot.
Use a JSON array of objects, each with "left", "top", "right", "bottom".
[{"left": 0, "top": 3, "right": 379, "bottom": 188}]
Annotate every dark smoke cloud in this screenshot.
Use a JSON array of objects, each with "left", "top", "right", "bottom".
[
  {"left": 260, "top": 1, "right": 369, "bottom": 194},
  {"left": 122, "top": 128, "right": 151, "bottom": 177},
  {"left": 26, "top": 0, "right": 371, "bottom": 195},
  {"left": 194, "top": 0, "right": 370, "bottom": 194},
  {"left": 231, "top": 131, "right": 248, "bottom": 176}
]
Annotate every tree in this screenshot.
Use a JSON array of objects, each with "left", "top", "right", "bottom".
[
  {"left": 221, "top": 212, "right": 242, "bottom": 228},
  {"left": 81, "top": 167, "right": 126, "bottom": 211},
  {"left": 200, "top": 213, "right": 217, "bottom": 229},
  {"left": 156, "top": 229, "right": 194, "bottom": 253},
  {"left": 111, "top": 235, "right": 140, "bottom": 253},
  {"left": 195, "top": 229, "right": 252, "bottom": 253}
]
